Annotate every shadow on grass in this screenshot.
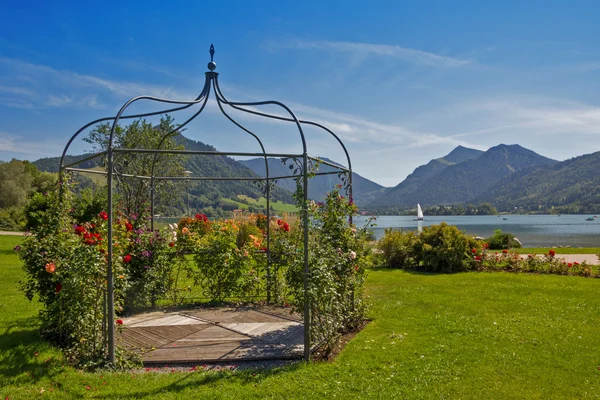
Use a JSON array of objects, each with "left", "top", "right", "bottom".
[
  {"left": 0, "top": 316, "right": 64, "bottom": 384},
  {"left": 369, "top": 266, "right": 444, "bottom": 276},
  {"left": 0, "top": 249, "right": 18, "bottom": 256},
  {"left": 94, "top": 362, "right": 303, "bottom": 399}
]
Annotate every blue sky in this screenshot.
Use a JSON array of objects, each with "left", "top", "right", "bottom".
[{"left": 1, "top": 0, "right": 599, "bottom": 186}]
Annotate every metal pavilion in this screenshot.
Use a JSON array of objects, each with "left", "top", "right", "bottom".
[{"left": 59, "top": 45, "right": 353, "bottom": 363}]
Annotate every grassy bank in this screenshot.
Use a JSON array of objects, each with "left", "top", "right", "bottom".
[{"left": 2, "top": 235, "right": 600, "bottom": 398}]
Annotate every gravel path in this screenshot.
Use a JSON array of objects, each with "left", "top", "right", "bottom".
[{"left": 0, "top": 231, "right": 24, "bottom": 236}]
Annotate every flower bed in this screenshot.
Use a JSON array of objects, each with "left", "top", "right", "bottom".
[
  {"left": 19, "top": 180, "right": 372, "bottom": 366},
  {"left": 377, "top": 226, "right": 597, "bottom": 278}
]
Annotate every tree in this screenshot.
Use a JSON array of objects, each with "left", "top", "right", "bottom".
[
  {"left": 476, "top": 202, "right": 497, "bottom": 215},
  {"left": 84, "top": 116, "right": 186, "bottom": 220}
]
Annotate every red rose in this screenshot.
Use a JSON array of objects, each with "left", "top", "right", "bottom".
[
  {"left": 74, "top": 225, "right": 86, "bottom": 236},
  {"left": 169, "top": 242, "right": 175, "bottom": 248},
  {"left": 471, "top": 248, "right": 477, "bottom": 254},
  {"left": 502, "top": 249, "right": 508, "bottom": 254},
  {"left": 126, "top": 222, "right": 133, "bottom": 232},
  {"left": 195, "top": 213, "right": 208, "bottom": 222},
  {"left": 548, "top": 249, "right": 556, "bottom": 257},
  {"left": 98, "top": 211, "right": 108, "bottom": 220},
  {"left": 55, "top": 283, "right": 62, "bottom": 293},
  {"left": 568, "top": 263, "right": 573, "bottom": 267},
  {"left": 123, "top": 255, "right": 132, "bottom": 264},
  {"left": 475, "top": 255, "right": 482, "bottom": 261},
  {"left": 116, "top": 319, "right": 123, "bottom": 325}
]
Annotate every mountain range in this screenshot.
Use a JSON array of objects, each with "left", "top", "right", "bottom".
[
  {"left": 238, "top": 157, "right": 385, "bottom": 206},
  {"left": 367, "top": 144, "right": 557, "bottom": 211},
  {"left": 473, "top": 150, "right": 600, "bottom": 213},
  {"left": 31, "top": 134, "right": 600, "bottom": 214},
  {"left": 367, "top": 146, "right": 484, "bottom": 209}
]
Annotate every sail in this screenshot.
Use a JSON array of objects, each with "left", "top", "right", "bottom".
[{"left": 417, "top": 203, "right": 424, "bottom": 219}]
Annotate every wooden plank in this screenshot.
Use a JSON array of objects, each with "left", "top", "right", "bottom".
[
  {"left": 222, "top": 322, "right": 301, "bottom": 337},
  {"left": 130, "top": 314, "right": 207, "bottom": 327},
  {"left": 121, "top": 311, "right": 172, "bottom": 326},
  {"left": 143, "top": 324, "right": 207, "bottom": 342}
]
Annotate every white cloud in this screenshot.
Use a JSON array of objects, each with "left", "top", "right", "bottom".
[
  {"left": 448, "top": 96, "right": 600, "bottom": 139},
  {"left": 46, "top": 95, "right": 72, "bottom": 107},
  {"left": 0, "top": 84, "right": 36, "bottom": 96},
  {"left": 270, "top": 39, "right": 472, "bottom": 68},
  {"left": 0, "top": 131, "right": 64, "bottom": 158},
  {"left": 0, "top": 56, "right": 199, "bottom": 111}
]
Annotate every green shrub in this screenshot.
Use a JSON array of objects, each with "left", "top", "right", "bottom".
[
  {"left": 412, "top": 223, "right": 481, "bottom": 273},
  {"left": 191, "top": 221, "right": 256, "bottom": 302},
  {"left": 23, "top": 192, "right": 54, "bottom": 230},
  {"left": 485, "top": 229, "right": 523, "bottom": 250},
  {"left": 71, "top": 187, "right": 107, "bottom": 223},
  {"left": 377, "top": 228, "right": 418, "bottom": 268},
  {"left": 0, "top": 207, "right": 22, "bottom": 230}
]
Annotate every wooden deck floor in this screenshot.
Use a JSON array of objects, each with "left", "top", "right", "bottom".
[{"left": 117, "top": 306, "right": 307, "bottom": 365}]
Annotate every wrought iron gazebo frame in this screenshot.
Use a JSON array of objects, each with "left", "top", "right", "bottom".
[{"left": 59, "top": 45, "right": 353, "bottom": 363}]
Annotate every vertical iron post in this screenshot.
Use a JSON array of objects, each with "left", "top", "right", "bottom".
[
  {"left": 266, "top": 177, "right": 271, "bottom": 304},
  {"left": 106, "top": 149, "right": 115, "bottom": 364},
  {"left": 150, "top": 177, "right": 155, "bottom": 231},
  {"left": 302, "top": 152, "right": 310, "bottom": 362},
  {"left": 349, "top": 170, "right": 353, "bottom": 225}
]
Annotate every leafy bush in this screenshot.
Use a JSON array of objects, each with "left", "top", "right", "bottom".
[
  {"left": 23, "top": 192, "right": 54, "bottom": 230},
  {"left": 377, "top": 228, "right": 418, "bottom": 268},
  {"left": 0, "top": 207, "right": 22, "bottom": 230},
  {"left": 190, "top": 220, "right": 257, "bottom": 302},
  {"left": 485, "top": 229, "right": 523, "bottom": 250},
  {"left": 71, "top": 187, "right": 107, "bottom": 223},
  {"left": 412, "top": 223, "right": 481, "bottom": 273}
]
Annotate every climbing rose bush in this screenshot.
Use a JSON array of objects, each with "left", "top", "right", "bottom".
[
  {"left": 19, "top": 179, "right": 179, "bottom": 366},
  {"left": 285, "top": 186, "right": 374, "bottom": 352}
]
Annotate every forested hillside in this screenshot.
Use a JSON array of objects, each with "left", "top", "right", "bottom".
[{"left": 474, "top": 151, "right": 600, "bottom": 213}]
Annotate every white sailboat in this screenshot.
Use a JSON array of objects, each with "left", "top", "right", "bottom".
[{"left": 414, "top": 203, "right": 424, "bottom": 221}]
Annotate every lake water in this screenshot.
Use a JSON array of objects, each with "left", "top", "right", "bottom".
[{"left": 354, "top": 215, "right": 600, "bottom": 248}]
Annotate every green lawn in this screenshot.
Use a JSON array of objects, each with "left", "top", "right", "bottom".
[
  {"left": 2, "top": 235, "right": 600, "bottom": 398},
  {"left": 233, "top": 195, "right": 298, "bottom": 214}
]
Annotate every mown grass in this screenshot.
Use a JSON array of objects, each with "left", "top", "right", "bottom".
[
  {"left": 233, "top": 195, "right": 298, "bottom": 213},
  {"left": 2, "top": 235, "right": 600, "bottom": 399},
  {"left": 513, "top": 247, "right": 600, "bottom": 255}
]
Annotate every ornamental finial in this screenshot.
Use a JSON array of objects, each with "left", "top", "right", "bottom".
[{"left": 208, "top": 44, "right": 216, "bottom": 71}]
